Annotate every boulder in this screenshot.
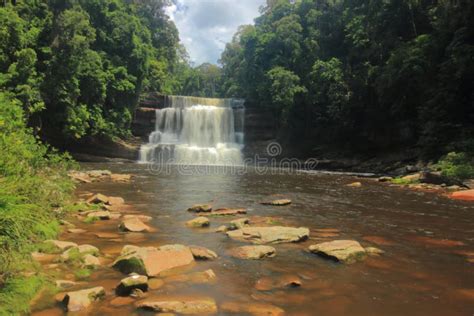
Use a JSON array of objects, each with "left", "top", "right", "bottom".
[
  {"left": 136, "top": 297, "right": 217, "bottom": 314},
  {"left": 189, "top": 246, "right": 218, "bottom": 260},
  {"left": 62, "top": 287, "right": 105, "bottom": 312},
  {"left": 230, "top": 246, "right": 276, "bottom": 260},
  {"left": 113, "top": 245, "right": 194, "bottom": 277},
  {"left": 227, "top": 226, "right": 309, "bottom": 244},
  {"left": 186, "top": 217, "right": 210, "bottom": 228},
  {"left": 44, "top": 240, "right": 78, "bottom": 252},
  {"left": 228, "top": 218, "right": 250, "bottom": 230},
  {"left": 187, "top": 204, "right": 212, "bottom": 213},
  {"left": 261, "top": 199, "right": 292, "bottom": 206},
  {"left": 255, "top": 275, "right": 302, "bottom": 291},
  {"left": 451, "top": 189, "right": 474, "bottom": 201},
  {"left": 116, "top": 273, "right": 148, "bottom": 296},
  {"left": 87, "top": 211, "right": 111, "bottom": 220},
  {"left": 221, "top": 301, "right": 284, "bottom": 316},
  {"left": 309, "top": 240, "right": 367, "bottom": 264},
  {"left": 86, "top": 193, "right": 109, "bottom": 205},
  {"left": 119, "top": 217, "right": 151, "bottom": 232}
]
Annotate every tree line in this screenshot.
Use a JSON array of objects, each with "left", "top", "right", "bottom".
[{"left": 219, "top": 0, "right": 474, "bottom": 158}]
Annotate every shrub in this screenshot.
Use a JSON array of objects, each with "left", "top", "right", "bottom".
[{"left": 435, "top": 152, "right": 474, "bottom": 181}]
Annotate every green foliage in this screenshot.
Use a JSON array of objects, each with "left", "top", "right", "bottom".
[
  {"left": 391, "top": 177, "right": 419, "bottom": 186},
  {"left": 0, "top": 275, "right": 44, "bottom": 316},
  {"left": 74, "top": 268, "right": 92, "bottom": 280},
  {"left": 435, "top": 152, "right": 474, "bottom": 181}
]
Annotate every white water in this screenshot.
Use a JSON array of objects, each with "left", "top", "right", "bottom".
[{"left": 139, "top": 96, "right": 244, "bottom": 165}]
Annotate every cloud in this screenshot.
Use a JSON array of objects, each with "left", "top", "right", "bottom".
[{"left": 167, "top": 0, "right": 265, "bottom": 65}]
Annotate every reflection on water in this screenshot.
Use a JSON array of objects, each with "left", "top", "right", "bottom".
[{"left": 39, "top": 163, "right": 474, "bottom": 315}]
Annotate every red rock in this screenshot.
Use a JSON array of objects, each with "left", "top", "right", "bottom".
[{"left": 451, "top": 189, "right": 474, "bottom": 201}]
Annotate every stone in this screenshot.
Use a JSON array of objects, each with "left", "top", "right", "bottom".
[
  {"left": 119, "top": 217, "right": 151, "bottom": 232},
  {"left": 83, "top": 254, "right": 100, "bottom": 267},
  {"left": 451, "top": 189, "right": 474, "bottom": 201},
  {"left": 255, "top": 275, "right": 302, "bottom": 291},
  {"left": 419, "top": 171, "right": 452, "bottom": 185},
  {"left": 123, "top": 214, "right": 152, "bottom": 222},
  {"left": 347, "top": 182, "right": 362, "bottom": 187},
  {"left": 113, "top": 245, "right": 194, "bottom": 277},
  {"left": 186, "top": 217, "right": 210, "bottom": 228},
  {"left": 228, "top": 218, "right": 250, "bottom": 230},
  {"left": 261, "top": 199, "right": 292, "bottom": 206},
  {"left": 365, "top": 247, "right": 385, "bottom": 256},
  {"left": 189, "top": 246, "right": 218, "bottom": 260},
  {"left": 68, "top": 171, "right": 92, "bottom": 183},
  {"left": 136, "top": 297, "right": 217, "bottom": 314},
  {"left": 108, "top": 196, "right": 125, "bottom": 206},
  {"left": 110, "top": 174, "right": 132, "bottom": 183},
  {"left": 130, "top": 288, "right": 147, "bottom": 298},
  {"left": 378, "top": 176, "right": 393, "bottom": 182},
  {"left": 230, "top": 245, "right": 276, "bottom": 260},
  {"left": 55, "top": 280, "right": 78, "bottom": 290},
  {"left": 227, "top": 226, "right": 309, "bottom": 244},
  {"left": 207, "top": 208, "right": 247, "bottom": 216},
  {"left": 215, "top": 225, "right": 228, "bottom": 233},
  {"left": 116, "top": 273, "right": 148, "bottom": 296},
  {"left": 87, "top": 170, "right": 112, "bottom": 178},
  {"left": 87, "top": 211, "right": 111, "bottom": 220},
  {"left": 44, "top": 240, "right": 78, "bottom": 252},
  {"left": 62, "top": 287, "right": 105, "bottom": 312},
  {"left": 402, "top": 173, "right": 421, "bottom": 182},
  {"left": 87, "top": 193, "right": 109, "bottom": 204},
  {"left": 221, "top": 301, "right": 284, "bottom": 316},
  {"left": 309, "top": 240, "right": 367, "bottom": 264},
  {"left": 187, "top": 204, "right": 212, "bottom": 213},
  {"left": 61, "top": 244, "right": 99, "bottom": 261}
]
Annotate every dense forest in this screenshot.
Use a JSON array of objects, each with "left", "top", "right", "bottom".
[{"left": 220, "top": 0, "right": 474, "bottom": 158}]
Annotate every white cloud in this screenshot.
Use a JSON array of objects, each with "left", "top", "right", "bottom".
[{"left": 167, "top": 0, "right": 265, "bottom": 65}]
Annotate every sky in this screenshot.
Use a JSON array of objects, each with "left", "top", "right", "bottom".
[{"left": 165, "top": 0, "right": 266, "bottom": 65}]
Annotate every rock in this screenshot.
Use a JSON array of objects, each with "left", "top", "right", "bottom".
[
  {"left": 261, "top": 199, "right": 292, "bottom": 206},
  {"left": 87, "top": 211, "right": 111, "bottom": 220},
  {"left": 83, "top": 254, "right": 101, "bottom": 267},
  {"left": 221, "top": 301, "right": 284, "bottom": 316},
  {"left": 123, "top": 214, "right": 152, "bottom": 222},
  {"left": 463, "top": 179, "right": 474, "bottom": 189},
  {"left": 130, "top": 288, "right": 147, "bottom": 298},
  {"left": 346, "top": 182, "right": 362, "bottom": 187},
  {"left": 108, "top": 196, "right": 125, "bottom": 206},
  {"left": 113, "top": 245, "right": 194, "bottom": 277},
  {"left": 148, "top": 278, "right": 165, "bottom": 290},
  {"left": 230, "top": 245, "right": 276, "bottom": 260},
  {"left": 67, "top": 228, "right": 87, "bottom": 234},
  {"left": 228, "top": 218, "right": 250, "bottom": 230},
  {"left": 402, "top": 173, "right": 421, "bottom": 182},
  {"left": 187, "top": 204, "right": 212, "bottom": 213},
  {"left": 55, "top": 280, "right": 78, "bottom": 290},
  {"left": 68, "top": 171, "right": 92, "bottom": 183},
  {"left": 110, "top": 174, "right": 132, "bottom": 183},
  {"left": 87, "top": 170, "right": 112, "bottom": 178},
  {"left": 31, "top": 252, "right": 56, "bottom": 263},
  {"left": 309, "top": 240, "right": 367, "bottom": 264},
  {"left": 419, "top": 171, "right": 453, "bottom": 185},
  {"left": 378, "top": 176, "right": 393, "bottom": 182},
  {"left": 255, "top": 275, "right": 302, "bottom": 291},
  {"left": 186, "top": 217, "right": 210, "bottom": 228},
  {"left": 136, "top": 297, "right": 217, "bottom": 314},
  {"left": 447, "top": 185, "right": 462, "bottom": 191},
  {"left": 451, "top": 189, "right": 474, "bottom": 201},
  {"left": 365, "top": 247, "right": 385, "bottom": 256},
  {"left": 189, "top": 246, "right": 218, "bottom": 260},
  {"left": 87, "top": 193, "right": 109, "bottom": 204},
  {"left": 207, "top": 208, "right": 247, "bottom": 216},
  {"left": 227, "top": 226, "right": 309, "bottom": 244},
  {"left": 44, "top": 240, "right": 78, "bottom": 252},
  {"left": 215, "top": 225, "right": 228, "bottom": 233},
  {"left": 119, "top": 217, "right": 152, "bottom": 232},
  {"left": 62, "top": 287, "right": 105, "bottom": 312},
  {"left": 61, "top": 244, "right": 99, "bottom": 261},
  {"left": 116, "top": 273, "right": 148, "bottom": 296}
]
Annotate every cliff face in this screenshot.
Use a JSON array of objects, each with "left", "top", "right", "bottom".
[{"left": 242, "top": 107, "right": 277, "bottom": 159}]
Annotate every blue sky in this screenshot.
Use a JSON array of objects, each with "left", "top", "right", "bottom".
[{"left": 166, "top": 0, "right": 266, "bottom": 65}]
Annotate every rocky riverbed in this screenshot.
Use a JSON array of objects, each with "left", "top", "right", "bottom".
[{"left": 29, "top": 164, "right": 474, "bottom": 315}]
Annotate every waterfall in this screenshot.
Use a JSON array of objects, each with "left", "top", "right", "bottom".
[{"left": 139, "top": 96, "right": 245, "bottom": 165}]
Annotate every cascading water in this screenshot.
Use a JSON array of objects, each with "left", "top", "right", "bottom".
[{"left": 139, "top": 96, "right": 245, "bottom": 165}]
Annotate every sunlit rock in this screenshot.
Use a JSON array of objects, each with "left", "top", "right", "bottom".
[
  {"left": 309, "top": 240, "right": 367, "bottom": 264},
  {"left": 227, "top": 226, "right": 309, "bottom": 244}
]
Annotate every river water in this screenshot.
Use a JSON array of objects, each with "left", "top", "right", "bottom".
[{"left": 36, "top": 163, "right": 474, "bottom": 316}]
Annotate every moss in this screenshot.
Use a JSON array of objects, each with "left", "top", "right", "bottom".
[
  {"left": 83, "top": 216, "right": 99, "bottom": 224},
  {"left": 0, "top": 275, "right": 45, "bottom": 316},
  {"left": 74, "top": 268, "right": 93, "bottom": 280}
]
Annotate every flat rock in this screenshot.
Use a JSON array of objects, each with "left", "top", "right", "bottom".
[
  {"left": 229, "top": 218, "right": 250, "bottom": 230},
  {"left": 221, "top": 301, "right": 284, "bottom": 316},
  {"left": 87, "top": 193, "right": 109, "bottom": 204},
  {"left": 113, "top": 245, "right": 194, "bottom": 277},
  {"left": 189, "top": 246, "right": 218, "bottom": 260},
  {"left": 123, "top": 214, "right": 152, "bottom": 222},
  {"left": 186, "top": 217, "right": 210, "bottom": 228},
  {"left": 451, "top": 189, "right": 474, "bottom": 201},
  {"left": 136, "top": 297, "right": 217, "bottom": 314},
  {"left": 255, "top": 275, "right": 302, "bottom": 291},
  {"left": 309, "top": 240, "right": 367, "bottom": 264},
  {"left": 110, "top": 174, "right": 132, "bottom": 183},
  {"left": 227, "top": 226, "right": 309, "bottom": 244},
  {"left": 206, "top": 208, "right": 247, "bottom": 216},
  {"left": 108, "top": 196, "right": 125, "bottom": 205},
  {"left": 230, "top": 245, "right": 276, "bottom": 260},
  {"left": 61, "top": 244, "right": 99, "bottom": 261},
  {"left": 44, "top": 240, "right": 78, "bottom": 252},
  {"left": 119, "top": 217, "right": 151, "bottom": 232},
  {"left": 261, "top": 199, "right": 292, "bottom": 206},
  {"left": 62, "top": 287, "right": 105, "bottom": 312},
  {"left": 215, "top": 225, "right": 228, "bottom": 233},
  {"left": 187, "top": 204, "right": 212, "bottom": 213},
  {"left": 87, "top": 211, "right": 111, "bottom": 220},
  {"left": 116, "top": 273, "right": 148, "bottom": 296}
]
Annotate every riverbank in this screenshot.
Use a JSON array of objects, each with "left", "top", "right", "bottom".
[{"left": 22, "top": 164, "right": 474, "bottom": 315}]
